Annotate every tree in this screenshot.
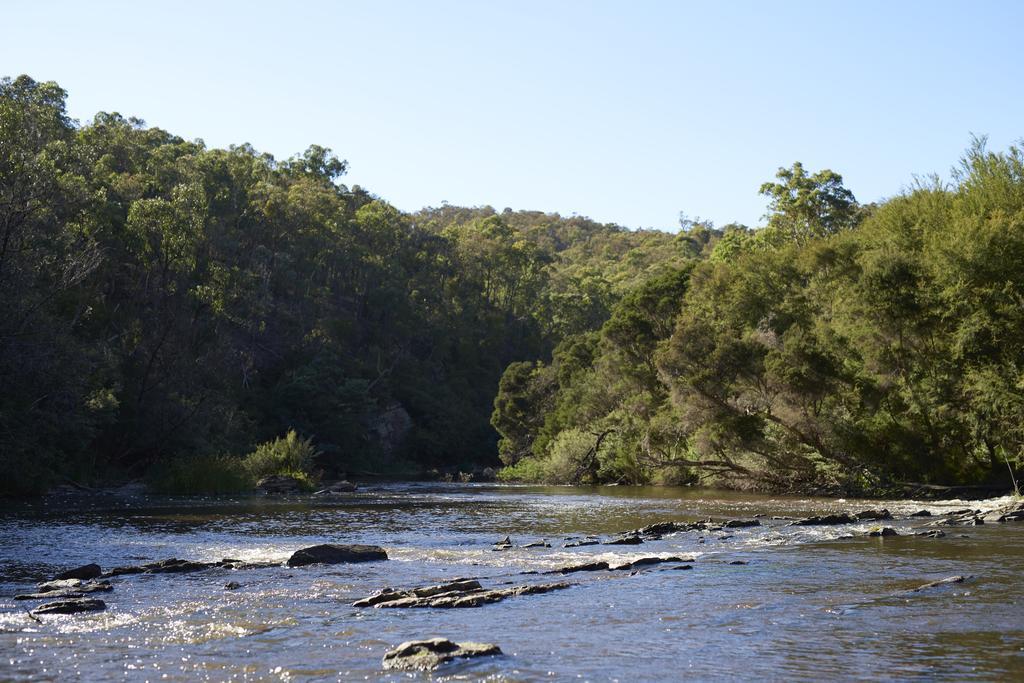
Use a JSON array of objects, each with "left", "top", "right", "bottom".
[{"left": 759, "top": 162, "right": 857, "bottom": 242}]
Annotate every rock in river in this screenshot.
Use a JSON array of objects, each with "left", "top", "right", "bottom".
[
  {"left": 286, "top": 544, "right": 388, "bottom": 567},
  {"left": 867, "top": 527, "right": 898, "bottom": 537},
  {"left": 31, "top": 598, "right": 107, "bottom": 615},
  {"left": 256, "top": 474, "right": 307, "bottom": 495},
  {"left": 54, "top": 563, "right": 102, "bottom": 580},
  {"left": 603, "top": 535, "right": 644, "bottom": 545},
  {"left": 382, "top": 638, "right": 502, "bottom": 671},
  {"left": 788, "top": 513, "right": 857, "bottom": 526},
  {"left": 313, "top": 481, "right": 358, "bottom": 495},
  {"left": 354, "top": 578, "right": 571, "bottom": 608},
  {"left": 15, "top": 580, "right": 113, "bottom": 601}
]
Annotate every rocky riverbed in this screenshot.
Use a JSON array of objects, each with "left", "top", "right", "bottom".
[{"left": 2, "top": 484, "right": 1023, "bottom": 680}]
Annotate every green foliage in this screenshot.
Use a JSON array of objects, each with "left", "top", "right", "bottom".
[
  {"left": 243, "top": 430, "right": 319, "bottom": 483},
  {"left": 148, "top": 455, "right": 254, "bottom": 495},
  {"left": 3, "top": 74, "right": 1022, "bottom": 497}
]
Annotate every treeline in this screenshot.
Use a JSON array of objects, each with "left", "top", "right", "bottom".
[
  {"left": 0, "top": 76, "right": 687, "bottom": 495},
  {"left": 3, "top": 75, "right": 1021, "bottom": 496},
  {"left": 493, "top": 151, "right": 1024, "bottom": 494}
]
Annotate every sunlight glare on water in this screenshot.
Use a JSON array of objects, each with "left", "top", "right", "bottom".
[{"left": 1, "top": 484, "right": 1023, "bottom": 681}]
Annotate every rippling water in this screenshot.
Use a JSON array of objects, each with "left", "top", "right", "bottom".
[{"left": 1, "top": 484, "right": 1022, "bottom": 681}]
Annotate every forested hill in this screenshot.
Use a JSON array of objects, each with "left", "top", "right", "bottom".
[
  {"left": 0, "top": 75, "right": 696, "bottom": 495},
  {"left": 3, "top": 75, "right": 1022, "bottom": 497}
]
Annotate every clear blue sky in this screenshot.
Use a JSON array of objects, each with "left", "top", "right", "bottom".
[{"left": 5, "top": 1, "right": 1023, "bottom": 230}]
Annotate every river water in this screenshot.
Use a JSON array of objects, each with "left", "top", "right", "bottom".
[{"left": 1, "top": 484, "right": 1022, "bottom": 681}]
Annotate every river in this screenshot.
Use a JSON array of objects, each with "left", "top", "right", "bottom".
[{"left": 1, "top": 484, "right": 1022, "bottom": 681}]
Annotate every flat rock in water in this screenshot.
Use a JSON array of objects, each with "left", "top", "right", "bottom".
[
  {"left": 723, "top": 519, "right": 761, "bottom": 528},
  {"left": 789, "top": 513, "right": 857, "bottom": 526},
  {"left": 910, "top": 510, "right": 932, "bottom": 517},
  {"left": 603, "top": 535, "right": 644, "bottom": 545},
  {"left": 354, "top": 579, "right": 571, "bottom": 609},
  {"left": 909, "top": 575, "right": 966, "bottom": 592},
  {"left": 31, "top": 598, "right": 106, "bottom": 615},
  {"left": 54, "top": 563, "right": 102, "bottom": 580},
  {"left": 915, "top": 529, "right": 946, "bottom": 538},
  {"left": 563, "top": 539, "right": 600, "bottom": 548},
  {"left": 382, "top": 638, "right": 501, "bottom": 671},
  {"left": 16, "top": 580, "right": 112, "bottom": 601},
  {"left": 551, "top": 561, "right": 609, "bottom": 575},
  {"left": 867, "top": 527, "right": 898, "bottom": 537},
  {"left": 522, "top": 540, "right": 550, "bottom": 548},
  {"left": 313, "top": 481, "right": 357, "bottom": 495},
  {"left": 612, "top": 556, "right": 683, "bottom": 571},
  {"left": 256, "top": 474, "right": 306, "bottom": 495},
  {"left": 856, "top": 509, "right": 893, "bottom": 521},
  {"left": 286, "top": 544, "right": 388, "bottom": 567}
]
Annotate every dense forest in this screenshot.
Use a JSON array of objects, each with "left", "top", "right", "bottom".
[{"left": 2, "top": 75, "right": 1022, "bottom": 496}]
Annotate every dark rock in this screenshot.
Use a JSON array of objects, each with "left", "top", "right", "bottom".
[
  {"left": 31, "top": 598, "right": 106, "bottom": 615},
  {"left": 54, "top": 563, "right": 102, "bottom": 580},
  {"left": 286, "top": 544, "right": 388, "bottom": 567},
  {"left": 144, "top": 558, "right": 213, "bottom": 574},
  {"left": 717, "top": 535, "right": 734, "bottom": 541},
  {"left": 603, "top": 535, "right": 643, "bottom": 545},
  {"left": 355, "top": 580, "right": 571, "bottom": 609},
  {"left": 909, "top": 575, "right": 966, "bottom": 592},
  {"left": 914, "top": 529, "right": 946, "bottom": 538},
  {"left": 522, "top": 540, "right": 550, "bottom": 548},
  {"left": 728, "top": 560, "right": 748, "bottom": 565},
  {"left": 910, "top": 510, "right": 932, "bottom": 517},
  {"left": 855, "top": 509, "right": 893, "bottom": 521},
  {"left": 867, "top": 527, "right": 898, "bottom": 537},
  {"left": 563, "top": 539, "right": 600, "bottom": 548},
  {"left": 382, "top": 638, "right": 501, "bottom": 671},
  {"left": 224, "top": 581, "right": 242, "bottom": 590},
  {"left": 671, "top": 564, "right": 694, "bottom": 570},
  {"left": 551, "top": 561, "right": 610, "bottom": 575},
  {"left": 16, "top": 580, "right": 113, "bottom": 601},
  {"left": 788, "top": 513, "right": 857, "bottom": 526},
  {"left": 256, "top": 474, "right": 306, "bottom": 495},
  {"left": 723, "top": 519, "right": 761, "bottom": 528},
  {"left": 612, "top": 556, "right": 683, "bottom": 571},
  {"left": 313, "top": 481, "right": 358, "bottom": 495}
]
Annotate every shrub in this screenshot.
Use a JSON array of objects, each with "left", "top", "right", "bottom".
[{"left": 243, "top": 430, "right": 320, "bottom": 483}]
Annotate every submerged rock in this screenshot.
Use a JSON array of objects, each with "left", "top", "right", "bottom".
[
  {"left": 382, "top": 638, "right": 501, "bottom": 671},
  {"left": 54, "top": 563, "right": 102, "bottom": 580},
  {"left": 224, "top": 581, "right": 242, "bottom": 590},
  {"left": 31, "top": 598, "right": 106, "bottom": 615},
  {"left": 286, "top": 544, "right": 388, "bottom": 567},
  {"left": 522, "top": 540, "right": 550, "bottom": 548},
  {"left": 563, "top": 538, "right": 600, "bottom": 548}
]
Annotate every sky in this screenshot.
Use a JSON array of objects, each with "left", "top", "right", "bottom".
[{"left": 4, "top": 1, "right": 1023, "bottom": 230}]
